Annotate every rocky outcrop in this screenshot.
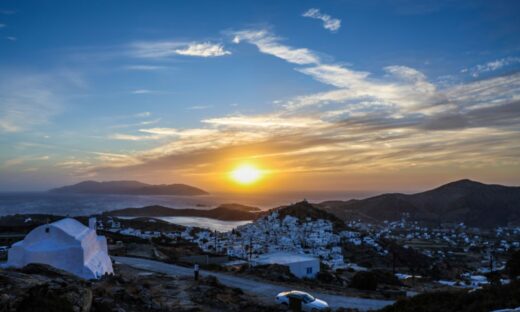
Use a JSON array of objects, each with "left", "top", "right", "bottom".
[
  {"left": 0, "top": 263, "right": 282, "bottom": 312},
  {"left": 0, "top": 264, "right": 93, "bottom": 312}
]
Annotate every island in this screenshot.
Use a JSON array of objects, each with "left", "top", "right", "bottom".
[
  {"left": 103, "top": 203, "right": 261, "bottom": 221},
  {"left": 49, "top": 180, "right": 209, "bottom": 196}
]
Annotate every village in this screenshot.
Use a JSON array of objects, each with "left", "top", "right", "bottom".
[
  {"left": 1, "top": 199, "right": 520, "bottom": 311},
  {"left": 93, "top": 201, "right": 520, "bottom": 293}
]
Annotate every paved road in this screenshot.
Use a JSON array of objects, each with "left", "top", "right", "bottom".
[{"left": 114, "top": 256, "right": 394, "bottom": 311}]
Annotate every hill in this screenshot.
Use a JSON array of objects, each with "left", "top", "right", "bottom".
[
  {"left": 104, "top": 203, "right": 260, "bottom": 221},
  {"left": 49, "top": 180, "right": 209, "bottom": 196},
  {"left": 319, "top": 179, "right": 520, "bottom": 228},
  {"left": 380, "top": 280, "right": 520, "bottom": 312},
  {"left": 271, "top": 200, "right": 349, "bottom": 232}
]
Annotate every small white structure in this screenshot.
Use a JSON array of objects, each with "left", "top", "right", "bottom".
[
  {"left": 7, "top": 217, "right": 113, "bottom": 279},
  {"left": 252, "top": 252, "right": 320, "bottom": 279}
]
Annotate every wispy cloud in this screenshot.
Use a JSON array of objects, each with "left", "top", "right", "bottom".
[
  {"left": 0, "top": 71, "right": 84, "bottom": 133},
  {"left": 302, "top": 8, "right": 341, "bottom": 32},
  {"left": 187, "top": 105, "right": 213, "bottom": 110},
  {"left": 6, "top": 36, "right": 16, "bottom": 41},
  {"left": 2, "top": 155, "right": 50, "bottom": 169},
  {"left": 131, "top": 89, "right": 154, "bottom": 94},
  {"left": 131, "top": 41, "right": 231, "bottom": 58},
  {"left": 0, "top": 23, "right": 5, "bottom": 28},
  {"left": 462, "top": 57, "right": 520, "bottom": 77},
  {"left": 174, "top": 42, "right": 231, "bottom": 57},
  {"left": 232, "top": 30, "right": 320, "bottom": 65},
  {"left": 202, "top": 115, "right": 326, "bottom": 129},
  {"left": 135, "top": 111, "right": 151, "bottom": 118},
  {"left": 86, "top": 29, "right": 520, "bottom": 187}
]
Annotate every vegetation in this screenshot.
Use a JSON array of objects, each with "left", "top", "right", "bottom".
[
  {"left": 381, "top": 281, "right": 520, "bottom": 312},
  {"left": 350, "top": 271, "right": 378, "bottom": 291}
]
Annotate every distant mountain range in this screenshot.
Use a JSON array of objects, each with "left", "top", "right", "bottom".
[
  {"left": 49, "top": 180, "right": 209, "bottom": 196},
  {"left": 318, "top": 179, "right": 520, "bottom": 228},
  {"left": 104, "top": 203, "right": 260, "bottom": 221}
]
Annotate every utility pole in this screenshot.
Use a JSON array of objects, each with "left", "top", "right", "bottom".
[
  {"left": 214, "top": 230, "right": 218, "bottom": 253},
  {"left": 249, "top": 236, "right": 253, "bottom": 262},
  {"left": 489, "top": 248, "right": 494, "bottom": 272},
  {"left": 392, "top": 249, "right": 396, "bottom": 275}
]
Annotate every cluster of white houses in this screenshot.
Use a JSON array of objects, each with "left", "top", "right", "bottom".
[{"left": 4, "top": 210, "right": 519, "bottom": 285}]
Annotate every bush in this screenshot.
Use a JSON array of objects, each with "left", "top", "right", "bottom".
[
  {"left": 350, "top": 271, "right": 378, "bottom": 291},
  {"left": 507, "top": 249, "right": 520, "bottom": 279},
  {"left": 381, "top": 281, "right": 520, "bottom": 312}
]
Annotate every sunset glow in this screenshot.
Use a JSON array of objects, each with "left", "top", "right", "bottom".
[
  {"left": 0, "top": 1, "right": 519, "bottom": 193},
  {"left": 230, "top": 164, "right": 263, "bottom": 185}
]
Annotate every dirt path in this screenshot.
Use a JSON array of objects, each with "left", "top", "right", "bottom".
[{"left": 114, "top": 256, "right": 394, "bottom": 311}]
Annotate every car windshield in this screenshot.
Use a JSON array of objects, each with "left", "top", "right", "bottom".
[{"left": 302, "top": 294, "right": 315, "bottom": 302}]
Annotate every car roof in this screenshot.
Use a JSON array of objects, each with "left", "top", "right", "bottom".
[{"left": 281, "top": 290, "right": 311, "bottom": 297}]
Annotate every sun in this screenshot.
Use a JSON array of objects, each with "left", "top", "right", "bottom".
[{"left": 230, "top": 164, "right": 262, "bottom": 185}]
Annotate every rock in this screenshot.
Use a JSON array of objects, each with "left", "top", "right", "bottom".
[
  {"left": 2, "top": 263, "right": 283, "bottom": 312},
  {"left": 0, "top": 267, "right": 93, "bottom": 312}
]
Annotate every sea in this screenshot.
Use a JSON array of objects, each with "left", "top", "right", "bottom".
[{"left": 0, "top": 191, "right": 372, "bottom": 232}]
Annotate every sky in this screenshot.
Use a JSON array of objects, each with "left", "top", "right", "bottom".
[{"left": 0, "top": 0, "right": 520, "bottom": 193}]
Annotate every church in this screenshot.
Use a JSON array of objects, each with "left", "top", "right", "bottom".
[{"left": 7, "top": 217, "right": 113, "bottom": 279}]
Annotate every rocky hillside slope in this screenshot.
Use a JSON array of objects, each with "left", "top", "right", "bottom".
[
  {"left": 0, "top": 263, "right": 282, "bottom": 312},
  {"left": 320, "top": 179, "right": 520, "bottom": 227}
]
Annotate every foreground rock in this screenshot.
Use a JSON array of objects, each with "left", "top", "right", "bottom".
[
  {"left": 0, "top": 263, "right": 283, "bottom": 312},
  {"left": 0, "top": 264, "right": 93, "bottom": 312}
]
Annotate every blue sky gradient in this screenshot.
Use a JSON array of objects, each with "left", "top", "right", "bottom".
[{"left": 1, "top": 0, "right": 519, "bottom": 192}]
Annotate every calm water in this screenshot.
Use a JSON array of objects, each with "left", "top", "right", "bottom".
[
  {"left": 157, "top": 217, "right": 252, "bottom": 232},
  {"left": 0, "top": 191, "right": 372, "bottom": 230}
]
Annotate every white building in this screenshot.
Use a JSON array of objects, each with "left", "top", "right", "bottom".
[
  {"left": 7, "top": 217, "right": 113, "bottom": 279},
  {"left": 252, "top": 252, "right": 320, "bottom": 279}
]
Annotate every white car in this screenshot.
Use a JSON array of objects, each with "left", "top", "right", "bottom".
[{"left": 275, "top": 290, "right": 329, "bottom": 311}]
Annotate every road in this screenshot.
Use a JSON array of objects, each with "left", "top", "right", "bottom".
[{"left": 114, "top": 256, "right": 394, "bottom": 311}]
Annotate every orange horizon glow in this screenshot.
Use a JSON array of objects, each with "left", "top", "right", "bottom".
[{"left": 229, "top": 164, "right": 264, "bottom": 186}]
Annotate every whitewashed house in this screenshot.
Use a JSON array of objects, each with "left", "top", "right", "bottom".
[
  {"left": 252, "top": 252, "right": 320, "bottom": 279},
  {"left": 7, "top": 217, "right": 113, "bottom": 279}
]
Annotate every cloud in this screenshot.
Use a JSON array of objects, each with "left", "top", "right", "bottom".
[
  {"left": 0, "top": 24, "right": 5, "bottom": 28},
  {"left": 135, "top": 111, "right": 151, "bottom": 117},
  {"left": 202, "top": 115, "right": 326, "bottom": 129},
  {"left": 131, "top": 41, "right": 231, "bottom": 58},
  {"left": 2, "top": 155, "right": 50, "bottom": 169},
  {"left": 462, "top": 57, "right": 520, "bottom": 77},
  {"left": 76, "top": 29, "right": 520, "bottom": 189},
  {"left": 302, "top": 8, "right": 341, "bottom": 32},
  {"left": 0, "top": 71, "right": 84, "bottom": 133},
  {"left": 287, "top": 64, "right": 440, "bottom": 113},
  {"left": 232, "top": 30, "right": 320, "bottom": 65},
  {"left": 174, "top": 42, "right": 231, "bottom": 57},
  {"left": 108, "top": 113, "right": 161, "bottom": 129},
  {"left": 6, "top": 36, "right": 16, "bottom": 41},
  {"left": 187, "top": 105, "right": 213, "bottom": 110},
  {"left": 131, "top": 89, "right": 153, "bottom": 94},
  {"left": 109, "top": 133, "right": 162, "bottom": 141}
]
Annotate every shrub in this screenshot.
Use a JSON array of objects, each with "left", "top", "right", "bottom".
[{"left": 350, "top": 271, "right": 378, "bottom": 291}]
